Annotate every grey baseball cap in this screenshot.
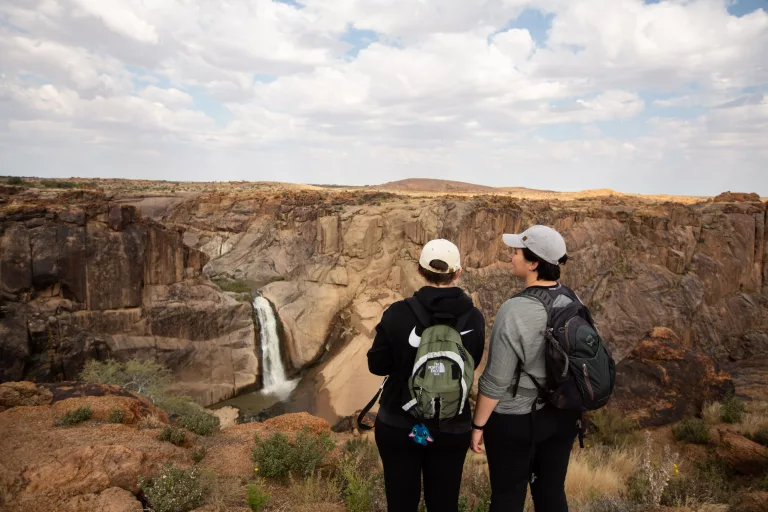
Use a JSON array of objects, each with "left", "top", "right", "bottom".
[{"left": 502, "top": 225, "right": 567, "bottom": 265}]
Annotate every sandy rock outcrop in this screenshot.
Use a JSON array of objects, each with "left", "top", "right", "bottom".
[
  {"left": 0, "top": 190, "right": 258, "bottom": 406},
  {"left": 611, "top": 328, "right": 733, "bottom": 426},
  {"left": 0, "top": 381, "right": 53, "bottom": 411},
  {"left": 0, "top": 384, "right": 189, "bottom": 512}
]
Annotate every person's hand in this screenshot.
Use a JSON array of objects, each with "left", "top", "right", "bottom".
[{"left": 470, "top": 428, "right": 485, "bottom": 454}]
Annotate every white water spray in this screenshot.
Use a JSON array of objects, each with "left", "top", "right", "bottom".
[{"left": 253, "top": 296, "right": 297, "bottom": 399}]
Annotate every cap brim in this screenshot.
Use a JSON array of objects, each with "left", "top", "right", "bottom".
[{"left": 502, "top": 234, "right": 525, "bottom": 248}]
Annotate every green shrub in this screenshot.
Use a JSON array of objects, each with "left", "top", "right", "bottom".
[
  {"left": 138, "top": 463, "right": 207, "bottom": 512},
  {"left": 157, "top": 426, "right": 186, "bottom": 446},
  {"left": 156, "top": 395, "right": 220, "bottom": 436},
  {"left": 247, "top": 480, "right": 270, "bottom": 511},
  {"left": 252, "top": 427, "right": 334, "bottom": 478},
  {"left": 291, "top": 427, "right": 336, "bottom": 477},
  {"left": 80, "top": 358, "right": 171, "bottom": 402},
  {"left": 721, "top": 394, "right": 746, "bottom": 424},
  {"left": 108, "top": 409, "right": 125, "bottom": 424},
  {"left": 672, "top": 418, "right": 710, "bottom": 444},
  {"left": 192, "top": 446, "right": 206, "bottom": 463},
  {"left": 213, "top": 279, "right": 252, "bottom": 294},
  {"left": 6, "top": 177, "right": 24, "bottom": 185},
  {"left": 41, "top": 180, "right": 79, "bottom": 189},
  {"left": 587, "top": 407, "right": 641, "bottom": 447},
  {"left": 253, "top": 432, "right": 293, "bottom": 478},
  {"left": 55, "top": 406, "right": 93, "bottom": 426},
  {"left": 747, "top": 427, "right": 768, "bottom": 447},
  {"left": 338, "top": 455, "right": 377, "bottom": 512}
]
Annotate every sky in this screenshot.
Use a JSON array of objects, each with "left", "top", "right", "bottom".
[{"left": 0, "top": 0, "right": 766, "bottom": 196}]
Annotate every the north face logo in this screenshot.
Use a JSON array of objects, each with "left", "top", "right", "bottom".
[
  {"left": 585, "top": 335, "right": 596, "bottom": 347},
  {"left": 428, "top": 362, "right": 446, "bottom": 376}
]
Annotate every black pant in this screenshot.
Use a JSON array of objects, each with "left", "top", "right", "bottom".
[
  {"left": 374, "top": 417, "right": 471, "bottom": 512},
  {"left": 483, "top": 405, "right": 578, "bottom": 512}
]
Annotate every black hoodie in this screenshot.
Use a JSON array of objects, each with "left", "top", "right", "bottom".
[{"left": 367, "top": 286, "right": 485, "bottom": 434}]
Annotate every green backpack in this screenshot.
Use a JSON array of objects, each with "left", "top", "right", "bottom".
[{"left": 401, "top": 298, "right": 475, "bottom": 423}]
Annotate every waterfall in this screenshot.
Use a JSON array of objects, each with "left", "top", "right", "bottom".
[{"left": 253, "top": 296, "right": 297, "bottom": 399}]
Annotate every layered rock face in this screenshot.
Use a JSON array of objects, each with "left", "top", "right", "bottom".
[
  {"left": 162, "top": 190, "right": 768, "bottom": 422},
  {"left": 0, "top": 190, "right": 258, "bottom": 406}
]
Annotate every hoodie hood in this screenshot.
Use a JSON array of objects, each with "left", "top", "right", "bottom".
[{"left": 413, "top": 286, "right": 474, "bottom": 319}]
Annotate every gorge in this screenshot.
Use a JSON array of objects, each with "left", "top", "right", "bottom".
[{"left": 1, "top": 182, "right": 767, "bottom": 428}]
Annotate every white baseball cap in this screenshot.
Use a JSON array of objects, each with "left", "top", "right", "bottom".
[
  {"left": 419, "top": 239, "right": 461, "bottom": 273},
  {"left": 502, "top": 225, "right": 567, "bottom": 265}
]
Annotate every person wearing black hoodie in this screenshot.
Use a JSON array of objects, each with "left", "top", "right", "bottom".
[{"left": 367, "top": 238, "right": 485, "bottom": 512}]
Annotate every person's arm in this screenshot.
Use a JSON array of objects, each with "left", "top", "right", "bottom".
[
  {"left": 367, "top": 307, "right": 395, "bottom": 376},
  {"left": 471, "top": 300, "right": 522, "bottom": 452},
  {"left": 470, "top": 392, "right": 499, "bottom": 453}
]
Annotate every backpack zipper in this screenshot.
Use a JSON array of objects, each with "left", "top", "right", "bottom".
[{"left": 582, "top": 364, "right": 595, "bottom": 400}]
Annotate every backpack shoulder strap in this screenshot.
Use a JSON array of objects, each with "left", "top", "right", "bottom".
[
  {"left": 405, "top": 297, "right": 433, "bottom": 328},
  {"left": 455, "top": 309, "right": 473, "bottom": 332},
  {"left": 516, "top": 287, "right": 555, "bottom": 317}
]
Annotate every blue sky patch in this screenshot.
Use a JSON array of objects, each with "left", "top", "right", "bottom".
[
  {"left": 492, "top": 8, "right": 554, "bottom": 48},
  {"left": 341, "top": 26, "right": 379, "bottom": 57},
  {"left": 727, "top": 0, "right": 767, "bottom": 17},
  {"left": 188, "top": 88, "right": 234, "bottom": 127}
]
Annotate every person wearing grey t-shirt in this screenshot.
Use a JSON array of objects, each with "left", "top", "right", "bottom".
[{"left": 470, "top": 225, "right": 580, "bottom": 512}]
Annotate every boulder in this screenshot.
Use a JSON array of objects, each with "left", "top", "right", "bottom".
[
  {"left": 43, "top": 382, "right": 169, "bottom": 424},
  {"left": 713, "top": 191, "right": 762, "bottom": 203},
  {"left": 715, "top": 429, "right": 768, "bottom": 475},
  {"left": 611, "top": 328, "right": 734, "bottom": 426},
  {"left": 0, "top": 381, "right": 53, "bottom": 412},
  {"left": 261, "top": 412, "right": 331, "bottom": 436}
]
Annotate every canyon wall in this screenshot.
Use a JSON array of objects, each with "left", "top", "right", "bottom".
[
  {"left": 0, "top": 189, "right": 258, "bottom": 406},
  {"left": 162, "top": 190, "right": 768, "bottom": 422}
]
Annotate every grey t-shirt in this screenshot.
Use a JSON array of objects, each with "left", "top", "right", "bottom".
[{"left": 478, "top": 290, "right": 573, "bottom": 415}]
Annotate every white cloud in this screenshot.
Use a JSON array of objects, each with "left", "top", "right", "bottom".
[{"left": 0, "top": 0, "right": 766, "bottom": 195}]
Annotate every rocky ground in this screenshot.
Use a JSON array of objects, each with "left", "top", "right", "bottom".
[{"left": 0, "top": 379, "right": 766, "bottom": 512}]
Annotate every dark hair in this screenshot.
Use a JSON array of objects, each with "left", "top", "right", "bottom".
[
  {"left": 522, "top": 247, "right": 567, "bottom": 281},
  {"left": 418, "top": 260, "right": 457, "bottom": 285}
]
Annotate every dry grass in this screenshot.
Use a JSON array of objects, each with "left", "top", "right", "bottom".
[
  {"left": 137, "top": 413, "right": 165, "bottom": 430},
  {"left": 286, "top": 471, "right": 342, "bottom": 505},
  {"left": 702, "top": 402, "right": 722, "bottom": 425},
  {"left": 564, "top": 445, "right": 639, "bottom": 506},
  {"left": 737, "top": 412, "right": 768, "bottom": 437}
]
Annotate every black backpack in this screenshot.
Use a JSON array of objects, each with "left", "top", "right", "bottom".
[{"left": 513, "top": 284, "right": 615, "bottom": 412}]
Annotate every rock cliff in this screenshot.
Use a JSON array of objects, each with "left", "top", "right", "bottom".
[
  {"left": 0, "top": 189, "right": 258, "bottom": 406},
  {"left": 157, "top": 189, "right": 768, "bottom": 422}
]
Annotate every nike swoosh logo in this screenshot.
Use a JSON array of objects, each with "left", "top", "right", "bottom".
[
  {"left": 409, "top": 327, "right": 473, "bottom": 347},
  {"left": 408, "top": 327, "right": 421, "bottom": 347}
]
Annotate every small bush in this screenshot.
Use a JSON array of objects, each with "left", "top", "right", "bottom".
[
  {"left": 6, "top": 177, "right": 24, "bottom": 185},
  {"left": 747, "top": 427, "right": 768, "bottom": 447},
  {"left": 192, "top": 446, "right": 206, "bottom": 463},
  {"left": 672, "top": 418, "right": 710, "bottom": 444},
  {"left": 137, "top": 414, "right": 164, "bottom": 430},
  {"left": 41, "top": 180, "right": 80, "bottom": 189},
  {"left": 213, "top": 279, "right": 252, "bottom": 294},
  {"left": 156, "top": 395, "right": 219, "bottom": 436},
  {"left": 587, "top": 407, "right": 641, "bottom": 447},
  {"left": 55, "top": 406, "right": 93, "bottom": 426},
  {"left": 247, "top": 480, "right": 270, "bottom": 511},
  {"left": 338, "top": 454, "right": 377, "bottom": 512},
  {"left": 626, "top": 431, "right": 679, "bottom": 507},
  {"left": 660, "top": 457, "right": 732, "bottom": 507},
  {"left": 157, "top": 426, "right": 186, "bottom": 446},
  {"left": 138, "top": 463, "right": 207, "bottom": 512},
  {"left": 80, "top": 358, "right": 171, "bottom": 402},
  {"left": 108, "top": 409, "right": 125, "bottom": 424},
  {"left": 702, "top": 401, "right": 722, "bottom": 425},
  {"left": 252, "top": 427, "right": 335, "bottom": 479},
  {"left": 721, "top": 394, "right": 746, "bottom": 424}
]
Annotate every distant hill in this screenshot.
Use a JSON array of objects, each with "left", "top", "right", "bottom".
[{"left": 373, "top": 178, "right": 501, "bottom": 193}]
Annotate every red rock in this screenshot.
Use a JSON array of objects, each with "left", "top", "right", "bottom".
[
  {"left": 715, "top": 429, "right": 768, "bottom": 475},
  {"left": 612, "top": 328, "right": 734, "bottom": 426}
]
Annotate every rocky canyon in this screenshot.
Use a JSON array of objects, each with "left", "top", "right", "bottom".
[{"left": 1, "top": 181, "right": 767, "bottom": 426}]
